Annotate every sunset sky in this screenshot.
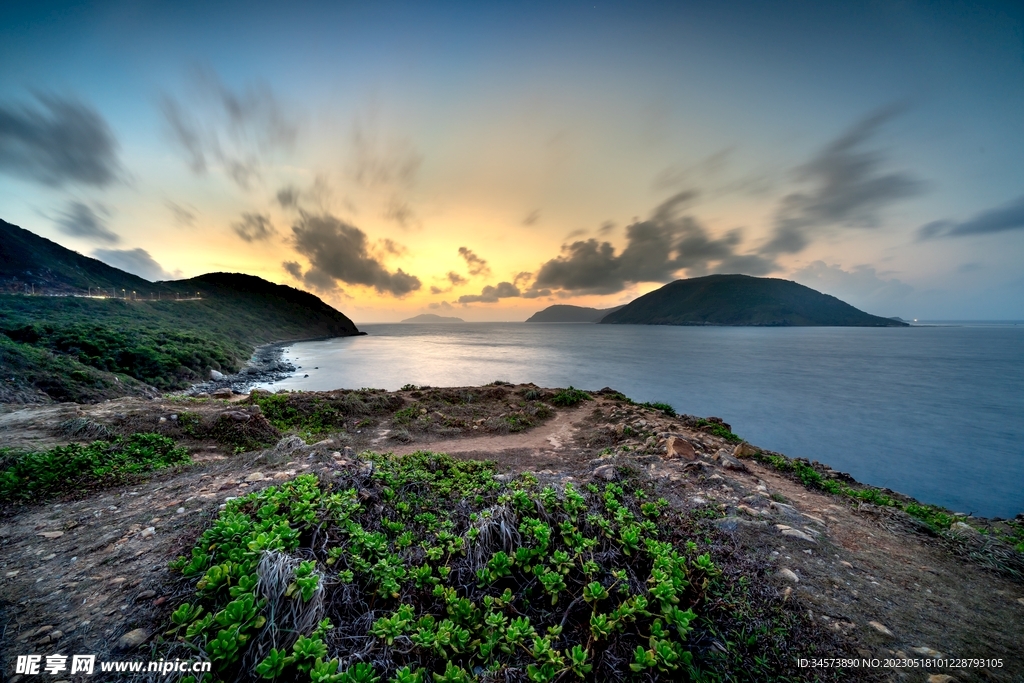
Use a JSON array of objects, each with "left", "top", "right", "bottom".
[{"left": 1, "top": 0, "right": 1022, "bottom": 321}]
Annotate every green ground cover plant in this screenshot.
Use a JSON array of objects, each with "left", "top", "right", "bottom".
[
  {"left": 692, "top": 419, "right": 741, "bottom": 443},
  {"left": 164, "top": 453, "right": 822, "bottom": 681},
  {"left": 0, "top": 433, "right": 189, "bottom": 502},
  {"left": 549, "top": 387, "right": 591, "bottom": 407}
]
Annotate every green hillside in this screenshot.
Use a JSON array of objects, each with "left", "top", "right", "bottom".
[
  {"left": 0, "top": 221, "right": 361, "bottom": 403},
  {"left": 601, "top": 274, "right": 907, "bottom": 327},
  {"left": 525, "top": 304, "right": 624, "bottom": 322}
]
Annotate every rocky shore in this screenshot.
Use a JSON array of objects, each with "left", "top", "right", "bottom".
[{"left": 184, "top": 342, "right": 296, "bottom": 397}]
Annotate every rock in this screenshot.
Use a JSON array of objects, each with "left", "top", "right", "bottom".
[
  {"left": 664, "top": 436, "right": 696, "bottom": 460},
  {"left": 781, "top": 528, "right": 817, "bottom": 543},
  {"left": 274, "top": 436, "right": 305, "bottom": 454},
  {"left": 196, "top": 392, "right": 210, "bottom": 398},
  {"left": 153, "top": 597, "right": 167, "bottom": 606},
  {"left": 176, "top": 507, "right": 186, "bottom": 514},
  {"left": 37, "top": 531, "right": 64, "bottom": 539},
  {"left": 136, "top": 590, "right": 156, "bottom": 600},
  {"left": 867, "top": 621, "right": 894, "bottom": 637},
  {"left": 949, "top": 521, "right": 979, "bottom": 537},
  {"left": 210, "top": 369, "right": 225, "bottom": 380},
  {"left": 719, "top": 454, "right": 747, "bottom": 471},
  {"left": 222, "top": 410, "right": 251, "bottom": 422},
  {"left": 48, "top": 630, "right": 63, "bottom": 640},
  {"left": 1017, "top": 597, "right": 1024, "bottom": 606},
  {"left": 115, "top": 628, "right": 151, "bottom": 650},
  {"left": 140, "top": 527, "right": 155, "bottom": 538},
  {"left": 245, "top": 472, "right": 265, "bottom": 482},
  {"left": 212, "top": 388, "right": 233, "bottom": 399},
  {"left": 778, "top": 568, "right": 799, "bottom": 582},
  {"left": 910, "top": 646, "right": 943, "bottom": 659},
  {"left": 733, "top": 442, "right": 759, "bottom": 457},
  {"left": 343, "top": 446, "right": 356, "bottom": 458},
  {"left": 593, "top": 464, "right": 618, "bottom": 481},
  {"left": 927, "top": 675, "right": 956, "bottom": 683}
]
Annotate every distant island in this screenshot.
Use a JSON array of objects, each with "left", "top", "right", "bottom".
[
  {"left": 600, "top": 274, "right": 907, "bottom": 327},
  {"left": 525, "top": 304, "right": 624, "bottom": 323},
  {"left": 0, "top": 219, "right": 362, "bottom": 403},
  {"left": 401, "top": 313, "right": 465, "bottom": 323}
]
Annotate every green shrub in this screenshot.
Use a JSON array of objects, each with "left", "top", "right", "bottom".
[
  {"left": 694, "top": 419, "right": 741, "bottom": 443},
  {"left": 549, "top": 386, "right": 592, "bottom": 407},
  {"left": 0, "top": 433, "right": 189, "bottom": 502}
]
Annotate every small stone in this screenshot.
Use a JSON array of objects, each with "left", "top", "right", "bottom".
[
  {"left": 136, "top": 590, "right": 156, "bottom": 600},
  {"left": 910, "top": 646, "right": 943, "bottom": 659},
  {"left": 665, "top": 436, "right": 696, "bottom": 460},
  {"left": 593, "top": 464, "right": 618, "bottom": 481},
  {"left": 778, "top": 568, "right": 799, "bottom": 582},
  {"left": 781, "top": 528, "right": 817, "bottom": 543},
  {"left": 719, "top": 454, "right": 747, "bottom": 471},
  {"left": 49, "top": 630, "right": 63, "bottom": 640},
  {"left": 153, "top": 597, "right": 167, "bottom": 606},
  {"left": 245, "top": 472, "right": 265, "bottom": 482},
  {"left": 115, "top": 628, "right": 151, "bottom": 650},
  {"left": 6, "top": 570, "right": 20, "bottom": 577},
  {"left": 927, "top": 675, "right": 956, "bottom": 683},
  {"left": 140, "top": 527, "right": 156, "bottom": 538},
  {"left": 37, "top": 531, "right": 64, "bottom": 539},
  {"left": 868, "top": 621, "right": 894, "bottom": 637},
  {"left": 733, "top": 442, "right": 759, "bottom": 457},
  {"left": 212, "top": 388, "right": 233, "bottom": 399},
  {"left": 176, "top": 507, "right": 186, "bottom": 514},
  {"left": 949, "top": 521, "right": 979, "bottom": 536},
  {"left": 1017, "top": 597, "right": 1024, "bottom": 606}
]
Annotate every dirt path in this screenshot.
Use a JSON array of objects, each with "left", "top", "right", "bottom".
[{"left": 385, "top": 405, "right": 587, "bottom": 457}]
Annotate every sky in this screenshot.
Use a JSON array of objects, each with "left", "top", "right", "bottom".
[{"left": 1, "top": 0, "right": 1022, "bottom": 322}]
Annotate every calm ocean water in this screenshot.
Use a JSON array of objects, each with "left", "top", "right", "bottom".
[{"left": 257, "top": 323, "right": 1024, "bottom": 518}]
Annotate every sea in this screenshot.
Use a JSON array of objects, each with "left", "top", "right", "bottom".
[{"left": 256, "top": 322, "right": 1024, "bottom": 519}]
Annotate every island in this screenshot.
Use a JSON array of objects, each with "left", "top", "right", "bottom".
[
  {"left": 400, "top": 313, "right": 465, "bottom": 323},
  {"left": 525, "top": 304, "right": 624, "bottom": 322},
  {"left": 600, "top": 274, "right": 907, "bottom": 326}
]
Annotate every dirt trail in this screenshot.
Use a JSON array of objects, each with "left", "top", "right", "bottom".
[{"left": 385, "top": 405, "right": 586, "bottom": 457}]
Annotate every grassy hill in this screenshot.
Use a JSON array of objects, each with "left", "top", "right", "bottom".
[
  {"left": 601, "top": 274, "right": 907, "bottom": 327},
  {"left": 0, "top": 221, "right": 361, "bottom": 403}
]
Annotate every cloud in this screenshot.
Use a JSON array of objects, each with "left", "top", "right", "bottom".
[
  {"left": 918, "top": 194, "right": 1024, "bottom": 239},
  {"left": 166, "top": 200, "right": 197, "bottom": 227},
  {"left": 232, "top": 212, "right": 276, "bottom": 242},
  {"left": 458, "top": 281, "right": 521, "bottom": 304},
  {"left": 429, "top": 301, "right": 454, "bottom": 310},
  {"left": 289, "top": 212, "right": 421, "bottom": 296},
  {"left": 350, "top": 115, "right": 422, "bottom": 190},
  {"left": 528, "top": 191, "right": 774, "bottom": 295},
  {"left": 54, "top": 201, "right": 118, "bottom": 243},
  {"left": 448, "top": 271, "right": 468, "bottom": 286},
  {"left": 383, "top": 197, "right": 418, "bottom": 229},
  {"left": 93, "top": 248, "right": 180, "bottom": 281},
  {"left": 160, "top": 68, "right": 297, "bottom": 190},
  {"left": 458, "top": 247, "right": 491, "bottom": 276},
  {"left": 598, "top": 221, "right": 616, "bottom": 235},
  {"left": 763, "top": 106, "right": 924, "bottom": 255},
  {"left": 790, "top": 260, "right": 912, "bottom": 312},
  {"left": 523, "top": 209, "right": 541, "bottom": 226},
  {"left": 276, "top": 186, "right": 300, "bottom": 208},
  {"left": 0, "top": 94, "right": 121, "bottom": 187},
  {"left": 652, "top": 148, "right": 731, "bottom": 192}
]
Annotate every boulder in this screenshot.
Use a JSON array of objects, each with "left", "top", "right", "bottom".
[
  {"left": 733, "top": 442, "right": 759, "bottom": 458},
  {"left": 664, "top": 436, "right": 696, "bottom": 460},
  {"left": 210, "top": 369, "right": 225, "bottom": 380},
  {"left": 212, "top": 388, "right": 233, "bottom": 399},
  {"left": 719, "top": 454, "right": 748, "bottom": 472},
  {"left": 592, "top": 464, "right": 618, "bottom": 481}
]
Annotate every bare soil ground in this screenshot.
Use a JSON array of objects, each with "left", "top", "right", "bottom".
[{"left": 1, "top": 387, "right": 1021, "bottom": 682}]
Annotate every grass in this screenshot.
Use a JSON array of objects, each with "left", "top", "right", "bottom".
[
  {"left": 0, "top": 433, "right": 189, "bottom": 503},
  {"left": 163, "top": 453, "right": 830, "bottom": 682},
  {"left": 549, "top": 386, "right": 591, "bottom": 407},
  {"left": 693, "top": 419, "right": 742, "bottom": 443}
]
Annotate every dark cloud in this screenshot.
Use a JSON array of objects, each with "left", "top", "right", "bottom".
[
  {"left": 232, "top": 212, "right": 276, "bottom": 242},
  {"left": 458, "top": 247, "right": 491, "bottom": 276},
  {"left": 54, "top": 201, "right": 119, "bottom": 243},
  {"left": 429, "top": 301, "right": 454, "bottom": 310},
  {"left": 918, "top": 194, "right": 1024, "bottom": 239},
  {"left": 161, "top": 68, "right": 297, "bottom": 190},
  {"left": 528, "top": 191, "right": 774, "bottom": 295},
  {"left": 0, "top": 94, "right": 120, "bottom": 187},
  {"left": 166, "top": 201, "right": 197, "bottom": 227},
  {"left": 458, "top": 281, "right": 521, "bottom": 304},
  {"left": 564, "top": 229, "right": 587, "bottom": 239},
  {"left": 448, "top": 271, "right": 468, "bottom": 286},
  {"left": 523, "top": 209, "right": 541, "bottom": 226},
  {"left": 763, "top": 106, "right": 924, "bottom": 255},
  {"left": 276, "top": 186, "right": 300, "bottom": 208},
  {"left": 289, "top": 212, "right": 421, "bottom": 297},
  {"left": 282, "top": 261, "right": 303, "bottom": 279},
  {"left": 93, "top": 248, "right": 179, "bottom": 281},
  {"left": 597, "top": 221, "right": 616, "bottom": 235}
]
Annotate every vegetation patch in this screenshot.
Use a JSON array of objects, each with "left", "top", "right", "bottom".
[
  {"left": 549, "top": 386, "right": 592, "bottom": 407},
  {"left": 164, "top": 453, "right": 831, "bottom": 681},
  {"left": 0, "top": 433, "right": 189, "bottom": 503},
  {"left": 250, "top": 390, "right": 405, "bottom": 438},
  {"left": 693, "top": 419, "right": 741, "bottom": 443}
]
